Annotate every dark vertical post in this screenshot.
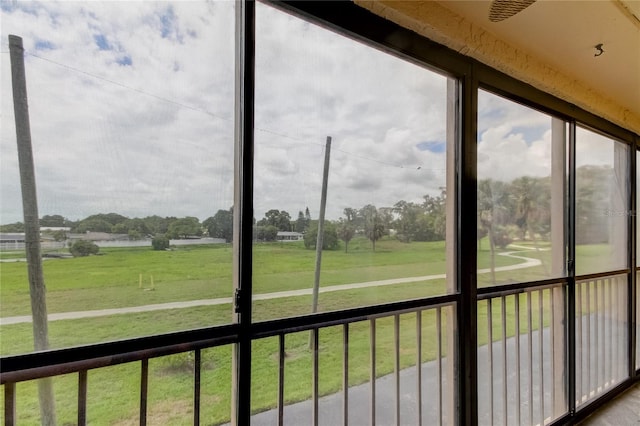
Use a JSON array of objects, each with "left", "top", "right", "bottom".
[
  {"left": 416, "top": 310, "right": 423, "bottom": 426},
  {"left": 5, "top": 382, "right": 16, "bottom": 426},
  {"left": 550, "top": 117, "right": 567, "bottom": 416},
  {"left": 78, "top": 371, "right": 88, "bottom": 426},
  {"left": 567, "top": 121, "right": 577, "bottom": 414},
  {"left": 457, "top": 68, "right": 478, "bottom": 426},
  {"left": 370, "top": 319, "right": 376, "bottom": 426},
  {"left": 312, "top": 328, "right": 319, "bottom": 426},
  {"left": 140, "top": 359, "right": 148, "bottom": 426},
  {"left": 194, "top": 349, "right": 201, "bottom": 426},
  {"left": 231, "top": 0, "right": 255, "bottom": 424},
  {"left": 394, "top": 314, "right": 400, "bottom": 426},
  {"left": 8, "top": 34, "right": 56, "bottom": 426},
  {"left": 632, "top": 137, "right": 638, "bottom": 377},
  {"left": 627, "top": 137, "right": 637, "bottom": 377},
  {"left": 278, "top": 334, "right": 285, "bottom": 426},
  {"left": 342, "top": 324, "right": 349, "bottom": 426}
]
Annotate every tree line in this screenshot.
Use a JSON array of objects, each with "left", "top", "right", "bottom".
[{"left": 0, "top": 165, "right": 614, "bottom": 251}]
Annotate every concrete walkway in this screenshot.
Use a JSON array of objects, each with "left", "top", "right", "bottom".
[
  {"left": 0, "top": 245, "right": 543, "bottom": 326},
  {"left": 233, "top": 327, "right": 557, "bottom": 426}
]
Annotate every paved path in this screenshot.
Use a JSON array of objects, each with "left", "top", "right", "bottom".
[
  {"left": 0, "top": 245, "right": 543, "bottom": 326},
  {"left": 232, "top": 327, "right": 558, "bottom": 426}
]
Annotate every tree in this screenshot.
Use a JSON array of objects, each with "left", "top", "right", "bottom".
[
  {"left": 258, "top": 209, "right": 292, "bottom": 232},
  {"left": 69, "top": 240, "right": 99, "bottom": 257},
  {"left": 51, "top": 230, "right": 67, "bottom": 242},
  {"left": 152, "top": 235, "right": 170, "bottom": 250},
  {"left": 575, "top": 165, "right": 611, "bottom": 244},
  {"left": 294, "top": 210, "right": 309, "bottom": 233},
  {"left": 256, "top": 225, "right": 278, "bottom": 241},
  {"left": 422, "top": 192, "right": 447, "bottom": 241},
  {"left": 337, "top": 219, "right": 355, "bottom": 252},
  {"left": 304, "top": 221, "right": 339, "bottom": 250},
  {"left": 74, "top": 218, "right": 114, "bottom": 233},
  {"left": 393, "top": 200, "right": 425, "bottom": 242},
  {"left": 0, "top": 222, "right": 25, "bottom": 232},
  {"left": 166, "top": 217, "right": 202, "bottom": 239},
  {"left": 203, "top": 208, "right": 234, "bottom": 242},
  {"left": 128, "top": 230, "right": 142, "bottom": 240},
  {"left": 112, "top": 218, "right": 150, "bottom": 236},
  {"left": 79, "top": 213, "right": 128, "bottom": 227},
  {"left": 40, "top": 214, "right": 65, "bottom": 227},
  {"left": 360, "top": 204, "right": 385, "bottom": 252},
  {"left": 478, "top": 179, "right": 511, "bottom": 284},
  {"left": 509, "top": 176, "right": 542, "bottom": 241},
  {"left": 343, "top": 207, "right": 360, "bottom": 229},
  {"left": 143, "top": 215, "right": 171, "bottom": 235}
]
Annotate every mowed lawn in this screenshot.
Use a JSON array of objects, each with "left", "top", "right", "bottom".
[
  {"left": 2, "top": 237, "right": 609, "bottom": 425},
  {"left": 1, "top": 237, "right": 524, "bottom": 318},
  {"left": 0, "top": 237, "right": 564, "bottom": 355}
]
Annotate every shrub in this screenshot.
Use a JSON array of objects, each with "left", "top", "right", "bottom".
[
  {"left": 492, "top": 227, "right": 513, "bottom": 249},
  {"left": 304, "top": 222, "right": 339, "bottom": 250},
  {"left": 152, "top": 236, "right": 170, "bottom": 251},
  {"left": 69, "top": 240, "right": 99, "bottom": 257},
  {"left": 256, "top": 225, "right": 278, "bottom": 242}
]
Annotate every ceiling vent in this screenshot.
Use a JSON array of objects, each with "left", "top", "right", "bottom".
[{"left": 489, "top": 0, "right": 537, "bottom": 22}]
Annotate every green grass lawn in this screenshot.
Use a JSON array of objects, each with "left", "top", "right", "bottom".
[
  {"left": 1, "top": 237, "right": 521, "bottom": 317},
  {"left": 0, "top": 237, "right": 615, "bottom": 424}
]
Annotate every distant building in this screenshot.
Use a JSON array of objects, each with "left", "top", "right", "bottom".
[
  {"left": 276, "top": 231, "right": 304, "bottom": 241},
  {"left": 67, "top": 232, "right": 128, "bottom": 242},
  {"left": 0, "top": 233, "right": 25, "bottom": 244}
]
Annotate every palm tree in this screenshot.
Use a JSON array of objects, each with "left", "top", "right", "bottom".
[
  {"left": 510, "top": 176, "right": 550, "bottom": 275},
  {"left": 360, "top": 204, "right": 385, "bottom": 252},
  {"left": 478, "top": 179, "right": 511, "bottom": 284}
]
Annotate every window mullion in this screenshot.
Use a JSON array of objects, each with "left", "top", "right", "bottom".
[
  {"left": 567, "top": 120, "right": 577, "bottom": 415},
  {"left": 232, "top": 0, "right": 256, "bottom": 424}
]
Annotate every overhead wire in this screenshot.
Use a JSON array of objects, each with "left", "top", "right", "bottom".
[
  {"left": 25, "top": 51, "right": 229, "bottom": 122},
  {"left": 9, "top": 49, "right": 444, "bottom": 173}
]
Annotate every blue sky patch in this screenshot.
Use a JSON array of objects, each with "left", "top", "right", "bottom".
[
  {"left": 94, "top": 34, "right": 111, "bottom": 51},
  {"left": 35, "top": 40, "right": 55, "bottom": 50},
  {"left": 1, "top": 1, "right": 38, "bottom": 16},
  {"left": 160, "top": 7, "right": 176, "bottom": 38},
  {"left": 117, "top": 55, "right": 132, "bottom": 66},
  {"left": 512, "top": 125, "right": 547, "bottom": 146},
  {"left": 0, "top": 2, "right": 14, "bottom": 12},
  {"left": 417, "top": 141, "right": 446, "bottom": 153}
]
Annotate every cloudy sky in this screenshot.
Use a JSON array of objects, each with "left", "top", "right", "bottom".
[{"left": 0, "top": 1, "right": 623, "bottom": 225}]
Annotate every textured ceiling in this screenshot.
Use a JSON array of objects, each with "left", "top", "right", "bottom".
[{"left": 438, "top": 0, "right": 640, "bottom": 127}]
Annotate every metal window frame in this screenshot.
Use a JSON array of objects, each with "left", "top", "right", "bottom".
[{"left": 2, "top": 2, "right": 639, "bottom": 426}]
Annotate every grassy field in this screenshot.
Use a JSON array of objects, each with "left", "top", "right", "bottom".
[{"left": 0, "top": 237, "right": 610, "bottom": 424}]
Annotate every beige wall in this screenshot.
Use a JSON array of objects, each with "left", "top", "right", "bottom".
[{"left": 355, "top": 0, "right": 640, "bottom": 136}]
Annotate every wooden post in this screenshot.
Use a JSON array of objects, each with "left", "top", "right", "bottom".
[
  {"left": 9, "top": 34, "right": 56, "bottom": 426},
  {"left": 311, "top": 136, "right": 332, "bottom": 314}
]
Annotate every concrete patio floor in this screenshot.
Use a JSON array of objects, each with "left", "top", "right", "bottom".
[{"left": 579, "top": 382, "right": 640, "bottom": 426}]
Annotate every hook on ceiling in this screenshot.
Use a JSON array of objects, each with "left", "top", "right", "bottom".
[{"left": 594, "top": 43, "right": 604, "bottom": 57}]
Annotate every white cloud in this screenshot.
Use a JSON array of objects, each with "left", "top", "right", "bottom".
[
  {"left": 5, "top": 1, "right": 610, "bottom": 228},
  {"left": 2, "top": 1, "right": 234, "bottom": 223},
  {"left": 477, "top": 90, "right": 627, "bottom": 186},
  {"left": 478, "top": 123, "right": 553, "bottom": 182}
]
